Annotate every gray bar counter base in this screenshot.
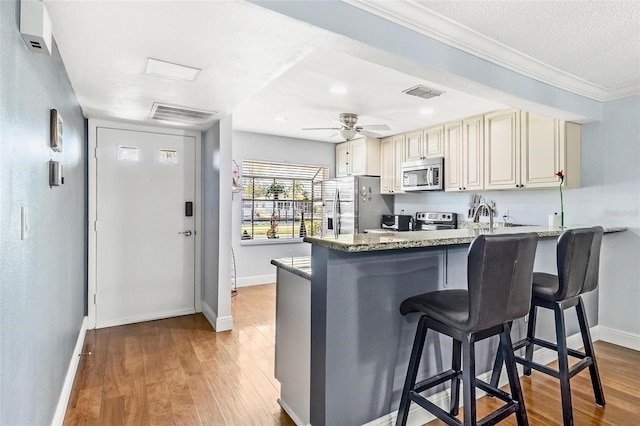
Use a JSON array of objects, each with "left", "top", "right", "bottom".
[{"left": 272, "top": 226, "right": 625, "bottom": 426}]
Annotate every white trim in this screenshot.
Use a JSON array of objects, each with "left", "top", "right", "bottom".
[
  {"left": 201, "top": 300, "right": 234, "bottom": 332},
  {"left": 88, "top": 118, "right": 202, "bottom": 328},
  {"left": 96, "top": 308, "right": 196, "bottom": 329},
  {"left": 236, "top": 274, "right": 276, "bottom": 288},
  {"left": 51, "top": 316, "right": 88, "bottom": 426},
  {"left": 364, "top": 326, "right": 599, "bottom": 426},
  {"left": 240, "top": 238, "right": 305, "bottom": 246},
  {"left": 598, "top": 326, "right": 640, "bottom": 351},
  {"left": 278, "top": 398, "right": 311, "bottom": 426},
  {"left": 343, "top": 0, "right": 639, "bottom": 102}
]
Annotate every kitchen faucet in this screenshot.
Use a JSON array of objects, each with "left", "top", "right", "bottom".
[{"left": 473, "top": 202, "right": 494, "bottom": 230}]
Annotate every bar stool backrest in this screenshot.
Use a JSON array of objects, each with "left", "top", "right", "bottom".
[
  {"left": 557, "top": 226, "right": 604, "bottom": 300},
  {"left": 466, "top": 233, "right": 538, "bottom": 331}
]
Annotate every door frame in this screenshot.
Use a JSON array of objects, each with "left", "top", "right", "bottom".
[{"left": 88, "top": 119, "right": 202, "bottom": 329}]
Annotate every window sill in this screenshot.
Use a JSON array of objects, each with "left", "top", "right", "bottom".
[{"left": 240, "top": 238, "right": 306, "bottom": 246}]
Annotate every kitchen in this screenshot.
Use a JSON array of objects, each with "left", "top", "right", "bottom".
[{"left": 2, "top": 1, "right": 639, "bottom": 426}]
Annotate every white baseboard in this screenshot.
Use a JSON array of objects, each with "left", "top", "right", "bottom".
[
  {"left": 598, "top": 326, "right": 640, "bottom": 351},
  {"left": 364, "top": 326, "right": 598, "bottom": 426},
  {"left": 95, "top": 308, "right": 196, "bottom": 329},
  {"left": 236, "top": 274, "right": 275, "bottom": 288},
  {"left": 278, "top": 398, "right": 310, "bottom": 426},
  {"left": 201, "top": 301, "right": 234, "bottom": 331},
  {"left": 51, "top": 316, "right": 88, "bottom": 426}
]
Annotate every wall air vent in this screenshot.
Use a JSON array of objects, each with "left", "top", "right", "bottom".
[
  {"left": 150, "top": 103, "right": 217, "bottom": 124},
  {"left": 403, "top": 85, "right": 444, "bottom": 100}
]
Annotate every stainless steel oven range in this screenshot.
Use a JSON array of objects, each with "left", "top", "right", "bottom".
[{"left": 416, "top": 212, "right": 458, "bottom": 231}]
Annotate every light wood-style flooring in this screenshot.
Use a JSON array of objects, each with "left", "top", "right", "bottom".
[{"left": 65, "top": 284, "right": 640, "bottom": 425}]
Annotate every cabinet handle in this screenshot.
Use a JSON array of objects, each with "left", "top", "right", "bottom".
[{"left": 459, "top": 187, "right": 462, "bottom": 190}]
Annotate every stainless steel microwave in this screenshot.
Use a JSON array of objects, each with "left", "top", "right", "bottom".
[{"left": 401, "top": 157, "right": 444, "bottom": 191}]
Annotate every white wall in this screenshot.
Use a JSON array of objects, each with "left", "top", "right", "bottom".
[{"left": 231, "top": 131, "right": 335, "bottom": 286}]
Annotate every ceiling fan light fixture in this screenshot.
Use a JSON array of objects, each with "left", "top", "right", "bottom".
[{"left": 339, "top": 128, "right": 357, "bottom": 141}]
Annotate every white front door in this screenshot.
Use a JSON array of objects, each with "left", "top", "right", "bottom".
[{"left": 95, "top": 127, "right": 196, "bottom": 328}]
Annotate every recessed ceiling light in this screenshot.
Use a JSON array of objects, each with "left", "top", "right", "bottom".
[
  {"left": 273, "top": 116, "right": 287, "bottom": 122},
  {"left": 420, "top": 108, "right": 435, "bottom": 115},
  {"left": 330, "top": 86, "right": 347, "bottom": 95},
  {"left": 146, "top": 58, "right": 201, "bottom": 81}
]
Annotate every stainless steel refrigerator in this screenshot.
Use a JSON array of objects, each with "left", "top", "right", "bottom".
[{"left": 322, "top": 176, "right": 393, "bottom": 235}]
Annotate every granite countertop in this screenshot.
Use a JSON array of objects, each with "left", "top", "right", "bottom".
[
  {"left": 271, "top": 256, "right": 311, "bottom": 280},
  {"left": 303, "top": 225, "right": 627, "bottom": 253}
]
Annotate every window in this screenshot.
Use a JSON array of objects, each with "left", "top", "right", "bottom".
[{"left": 241, "top": 160, "right": 328, "bottom": 242}]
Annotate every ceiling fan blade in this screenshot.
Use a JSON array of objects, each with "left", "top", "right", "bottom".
[
  {"left": 302, "top": 127, "right": 341, "bottom": 131},
  {"left": 358, "top": 129, "right": 383, "bottom": 137},
  {"left": 359, "top": 124, "right": 391, "bottom": 131}
]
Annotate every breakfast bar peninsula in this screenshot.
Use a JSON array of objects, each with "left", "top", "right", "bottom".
[{"left": 272, "top": 225, "right": 625, "bottom": 426}]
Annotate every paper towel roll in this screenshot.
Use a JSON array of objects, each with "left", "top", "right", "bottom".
[{"left": 548, "top": 214, "right": 561, "bottom": 228}]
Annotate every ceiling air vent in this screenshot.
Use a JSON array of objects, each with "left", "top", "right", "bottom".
[
  {"left": 150, "top": 103, "right": 217, "bottom": 124},
  {"left": 403, "top": 85, "right": 444, "bottom": 100}
]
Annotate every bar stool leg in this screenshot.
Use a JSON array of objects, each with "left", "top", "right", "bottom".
[
  {"left": 554, "top": 304, "right": 574, "bottom": 426},
  {"left": 450, "top": 338, "right": 462, "bottom": 416},
  {"left": 462, "top": 335, "right": 477, "bottom": 426},
  {"left": 489, "top": 343, "right": 503, "bottom": 388},
  {"left": 396, "top": 316, "right": 429, "bottom": 426},
  {"left": 500, "top": 323, "right": 529, "bottom": 426},
  {"left": 523, "top": 304, "right": 538, "bottom": 376},
  {"left": 575, "top": 298, "right": 605, "bottom": 406}
]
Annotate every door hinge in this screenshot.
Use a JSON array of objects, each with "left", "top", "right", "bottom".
[
  {"left": 93, "top": 220, "right": 97, "bottom": 232},
  {"left": 93, "top": 294, "right": 96, "bottom": 305},
  {"left": 94, "top": 147, "right": 98, "bottom": 158}
]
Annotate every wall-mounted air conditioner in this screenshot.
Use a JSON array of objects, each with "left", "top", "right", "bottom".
[{"left": 20, "top": 0, "right": 52, "bottom": 55}]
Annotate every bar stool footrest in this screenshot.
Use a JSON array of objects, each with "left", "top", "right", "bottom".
[
  {"left": 530, "top": 337, "right": 587, "bottom": 359},
  {"left": 414, "top": 369, "right": 459, "bottom": 394}
]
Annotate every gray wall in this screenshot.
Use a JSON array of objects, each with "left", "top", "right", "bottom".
[
  {"left": 0, "top": 1, "right": 87, "bottom": 424},
  {"left": 231, "top": 131, "right": 334, "bottom": 285},
  {"left": 202, "top": 123, "right": 221, "bottom": 312}
]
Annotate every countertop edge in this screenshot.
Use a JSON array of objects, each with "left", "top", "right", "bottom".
[
  {"left": 303, "top": 226, "right": 627, "bottom": 253},
  {"left": 271, "top": 257, "right": 311, "bottom": 280}
]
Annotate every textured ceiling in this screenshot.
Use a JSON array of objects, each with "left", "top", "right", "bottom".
[
  {"left": 43, "top": 0, "right": 634, "bottom": 138},
  {"left": 416, "top": 0, "right": 640, "bottom": 91}
]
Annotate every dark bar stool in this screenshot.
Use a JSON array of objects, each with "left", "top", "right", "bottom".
[
  {"left": 490, "top": 226, "right": 605, "bottom": 426},
  {"left": 396, "top": 233, "right": 538, "bottom": 426}
]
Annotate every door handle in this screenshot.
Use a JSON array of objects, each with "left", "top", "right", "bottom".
[{"left": 178, "top": 230, "right": 192, "bottom": 237}]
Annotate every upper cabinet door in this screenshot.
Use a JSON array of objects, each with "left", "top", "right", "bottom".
[
  {"left": 380, "top": 137, "right": 393, "bottom": 194},
  {"left": 521, "top": 112, "right": 562, "bottom": 188},
  {"left": 392, "top": 134, "right": 406, "bottom": 193},
  {"left": 444, "top": 121, "right": 463, "bottom": 191},
  {"left": 484, "top": 109, "right": 520, "bottom": 190},
  {"left": 349, "top": 138, "right": 367, "bottom": 175},
  {"left": 424, "top": 125, "right": 444, "bottom": 158},
  {"left": 463, "top": 115, "right": 484, "bottom": 191},
  {"left": 336, "top": 142, "right": 350, "bottom": 177},
  {"left": 404, "top": 131, "right": 423, "bottom": 161}
]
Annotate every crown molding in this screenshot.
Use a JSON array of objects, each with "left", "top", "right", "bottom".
[{"left": 344, "top": 0, "right": 639, "bottom": 102}]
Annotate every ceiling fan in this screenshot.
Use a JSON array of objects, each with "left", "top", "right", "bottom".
[{"left": 302, "top": 113, "right": 391, "bottom": 141}]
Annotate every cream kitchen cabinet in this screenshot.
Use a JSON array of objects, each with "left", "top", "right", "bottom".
[
  {"left": 335, "top": 137, "right": 381, "bottom": 177},
  {"left": 380, "top": 134, "right": 405, "bottom": 194},
  {"left": 484, "top": 109, "right": 520, "bottom": 189},
  {"left": 484, "top": 110, "right": 580, "bottom": 190},
  {"left": 444, "top": 116, "right": 483, "bottom": 192},
  {"left": 520, "top": 112, "right": 580, "bottom": 188},
  {"left": 404, "top": 126, "right": 444, "bottom": 161}
]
